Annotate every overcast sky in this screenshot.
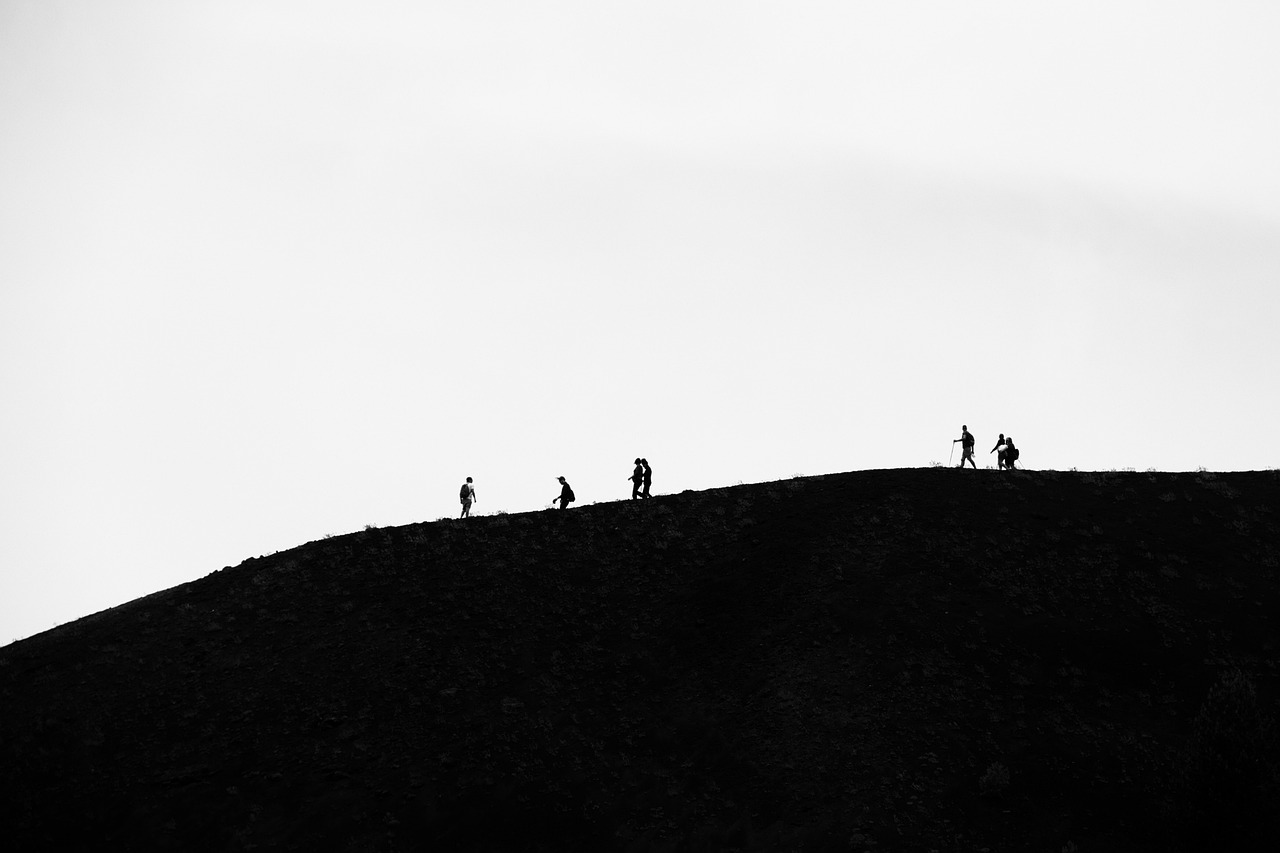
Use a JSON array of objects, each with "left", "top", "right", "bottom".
[{"left": 3, "top": 0, "right": 1279, "bottom": 643}]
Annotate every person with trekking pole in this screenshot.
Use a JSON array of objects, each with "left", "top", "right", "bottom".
[{"left": 953, "top": 425, "right": 977, "bottom": 469}]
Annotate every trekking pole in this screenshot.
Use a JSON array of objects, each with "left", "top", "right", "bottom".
[{"left": 948, "top": 442, "right": 955, "bottom": 466}]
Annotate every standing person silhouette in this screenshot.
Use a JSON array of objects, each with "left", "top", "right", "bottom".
[
  {"left": 954, "top": 425, "right": 977, "bottom": 469},
  {"left": 1004, "top": 436, "right": 1018, "bottom": 469},
  {"left": 459, "top": 477, "right": 476, "bottom": 518},
  {"left": 554, "top": 476, "right": 575, "bottom": 510},
  {"left": 629, "top": 458, "right": 644, "bottom": 499},
  {"left": 641, "top": 458, "right": 652, "bottom": 498},
  {"left": 990, "top": 434, "right": 1007, "bottom": 470}
]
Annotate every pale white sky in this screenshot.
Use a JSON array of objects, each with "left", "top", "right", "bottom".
[{"left": 3, "top": 1, "right": 1278, "bottom": 642}]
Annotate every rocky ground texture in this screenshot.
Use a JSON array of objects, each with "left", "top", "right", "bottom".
[{"left": 3, "top": 468, "right": 1279, "bottom": 851}]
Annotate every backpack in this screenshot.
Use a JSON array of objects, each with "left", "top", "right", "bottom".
[
  {"left": 460, "top": 483, "right": 470, "bottom": 500},
  {"left": 1010, "top": 447, "right": 1020, "bottom": 461},
  {"left": 565, "top": 487, "right": 576, "bottom": 503}
]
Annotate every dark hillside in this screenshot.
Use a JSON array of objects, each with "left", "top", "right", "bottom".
[{"left": 3, "top": 468, "right": 1279, "bottom": 851}]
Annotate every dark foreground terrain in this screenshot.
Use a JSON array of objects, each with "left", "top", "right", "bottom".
[{"left": 3, "top": 468, "right": 1279, "bottom": 852}]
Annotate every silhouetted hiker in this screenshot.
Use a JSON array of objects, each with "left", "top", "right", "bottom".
[
  {"left": 1004, "top": 436, "right": 1019, "bottom": 469},
  {"left": 629, "top": 458, "right": 644, "bottom": 499},
  {"left": 991, "top": 434, "right": 1007, "bottom": 470},
  {"left": 459, "top": 477, "right": 476, "bottom": 517},
  {"left": 553, "top": 476, "right": 576, "bottom": 510},
  {"left": 954, "top": 425, "right": 977, "bottom": 469},
  {"left": 641, "top": 458, "right": 652, "bottom": 498}
]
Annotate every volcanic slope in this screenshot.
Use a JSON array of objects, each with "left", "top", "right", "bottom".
[{"left": 3, "top": 468, "right": 1279, "bottom": 852}]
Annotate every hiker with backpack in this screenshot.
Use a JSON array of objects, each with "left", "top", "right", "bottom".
[
  {"left": 954, "top": 425, "right": 977, "bottom": 469},
  {"left": 459, "top": 477, "right": 476, "bottom": 518},
  {"left": 641, "top": 458, "right": 652, "bottom": 498},
  {"left": 991, "top": 434, "right": 1007, "bottom": 470},
  {"left": 629, "top": 458, "right": 644, "bottom": 499},
  {"left": 553, "top": 476, "right": 576, "bottom": 510},
  {"left": 1004, "top": 437, "right": 1019, "bottom": 469}
]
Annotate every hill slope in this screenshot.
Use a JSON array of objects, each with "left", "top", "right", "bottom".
[{"left": 3, "top": 468, "right": 1279, "bottom": 851}]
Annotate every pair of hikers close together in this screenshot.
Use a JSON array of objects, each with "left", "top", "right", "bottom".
[
  {"left": 628, "top": 458, "right": 653, "bottom": 500},
  {"left": 953, "top": 426, "right": 1020, "bottom": 470}
]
